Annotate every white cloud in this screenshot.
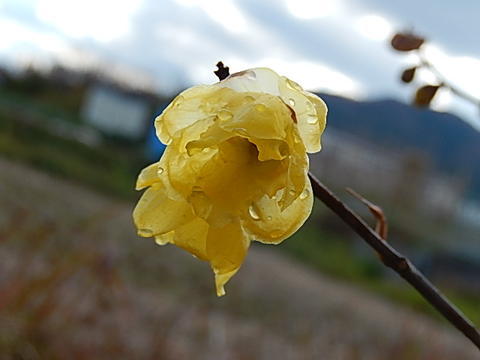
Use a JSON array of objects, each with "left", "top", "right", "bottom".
[
  {"left": 423, "top": 43, "right": 480, "bottom": 100},
  {"left": 355, "top": 14, "right": 393, "bottom": 41},
  {"left": 0, "top": 17, "right": 68, "bottom": 55},
  {"left": 284, "top": 0, "right": 342, "bottom": 20},
  {"left": 35, "top": 0, "right": 143, "bottom": 42},
  {"left": 174, "top": 0, "right": 248, "bottom": 34}
]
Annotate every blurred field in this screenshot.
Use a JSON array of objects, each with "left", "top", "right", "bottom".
[{"left": 1, "top": 157, "right": 478, "bottom": 359}]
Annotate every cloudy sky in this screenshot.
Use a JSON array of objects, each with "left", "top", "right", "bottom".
[{"left": 1, "top": 0, "right": 480, "bottom": 127}]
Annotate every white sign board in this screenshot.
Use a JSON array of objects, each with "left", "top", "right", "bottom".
[{"left": 83, "top": 86, "right": 150, "bottom": 140}]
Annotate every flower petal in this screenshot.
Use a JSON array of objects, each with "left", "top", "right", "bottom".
[
  {"left": 206, "top": 218, "right": 250, "bottom": 296},
  {"left": 133, "top": 183, "right": 195, "bottom": 237},
  {"left": 156, "top": 85, "right": 222, "bottom": 144},
  {"left": 242, "top": 176, "right": 314, "bottom": 244},
  {"left": 197, "top": 137, "right": 288, "bottom": 214},
  {"left": 136, "top": 162, "right": 162, "bottom": 190},
  {"left": 172, "top": 216, "right": 209, "bottom": 261},
  {"left": 218, "top": 67, "right": 327, "bottom": 153}
]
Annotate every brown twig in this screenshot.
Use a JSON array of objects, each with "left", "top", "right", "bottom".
[
  {"left": 309, "top": 172, "right": 480, "bottom": 351},
  {"left": 214, "top": 62, "right": 230, "bottom": 81},
  {"left": 212, "top": 62, "right": 480, "bottom": 350},
  {"left": 417, "top": 51, "right": 480, "bottom": 107}
]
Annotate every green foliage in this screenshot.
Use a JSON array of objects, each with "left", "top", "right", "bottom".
[{"left": 0, "top": 108, "right": 139, "bottom": 199}]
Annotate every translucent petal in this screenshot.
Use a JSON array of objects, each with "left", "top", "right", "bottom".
[
  {"left": 218, "top": 67, "right": 327, "bottom": 153},
  {"left": 133, "top": 183, "right": 195, "bottom": 237},
  {"left": 172, "top": 217, "right": 209, "bottom": 261},
  {"left": 218, "top": 92, "right": 293, "bottom": 142},
  {"left": 219, "top": 67, "right": 283, "bottom": 96},
  {"left": 242, "top": 176, "right": 314, "bottom": 244},
  {"left": 299, "top": 92, "right": 327, "bottom": 152},
  {"left": 206, "top": 218, "right": 250, "bottom": 296},
  {"left": 165, "top": 145, "right": 219, "bottom": 198},
  {"left": 155, "top": 85, "right": 222, "bottom": 144},
  {"left": 136, "top": 162, "right": 162, "bottom": 190}
]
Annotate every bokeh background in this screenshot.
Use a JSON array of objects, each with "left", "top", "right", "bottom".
[{"left": 1, "top": 0, "right": 480, "bottom": 359}]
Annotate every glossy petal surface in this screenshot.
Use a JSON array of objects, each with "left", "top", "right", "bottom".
[{"left": 133, "top": 67, "right": 327, "bottom": 295}]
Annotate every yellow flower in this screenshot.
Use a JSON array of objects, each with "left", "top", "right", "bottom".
[{"left": 133, "top": 68, "right": 327, "bottom": 296}]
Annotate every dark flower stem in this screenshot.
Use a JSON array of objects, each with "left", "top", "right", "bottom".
[{"left": 308, "top": 172, "right": 480, "bottom": 351}]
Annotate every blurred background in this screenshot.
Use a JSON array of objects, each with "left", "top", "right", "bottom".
[{"left": 1, "top": 0, "right": 480, "bottom": 359}]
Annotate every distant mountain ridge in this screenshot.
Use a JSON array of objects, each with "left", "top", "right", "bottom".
[{"left": 318, "top": 94, "right": 480, "bottom": 199}]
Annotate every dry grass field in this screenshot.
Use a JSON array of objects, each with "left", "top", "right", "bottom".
[{"left": 0, "top": 157, "right": 477, "bottom": 359}]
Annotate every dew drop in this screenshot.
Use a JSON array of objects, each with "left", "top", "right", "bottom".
[
  {"left": 174, "top": 95, "right": 184, "bottom": 108},
  {"left": 248, "top": 204, "right": 261, "bottom": 220},
  {"left": 285, "top": 78, "right": 301, "bottom": 91},
  {"left": 155, "top": 237, "right": 169, "bottom": 245},
  {"left": 271, "top": 230, "right": 283, "bottom": 238},
  {"left": 187, "top": 147, "right": 202, "bottom": 156},
  {"left": 288, "top": 98, "right": 295, "bottom": 107},
  {"left": 243, "top": 95, "right": 255, "bottom": 104},
  {"left": 305, "top": 101, "right": 314, "bottom": 112},
  {"left": 139, "top": 228, "right": 153, "bottom": 237},
  {"left": 245, "top": 70, "right": 257, "bottom": 80},
  {"left": 289, "top": 189, "right": 296, "bottom": 196},
  {"left": 255, "top": 104, "right": 266, "bottom": 112},
  {"left": 218, "top": 109, "right": 233, "bottom": 121},
  {"left": 307, "top": 115, "right": 318, "bottom": 125},
  {"left": 267, "top": 216, "right": 272, "bottom": 221},
  {"left": 300, "top": 188, "right": 309, "bottom": 200},
  {"left": 157, "top": 167, "right": 164, "bottom": 175}
]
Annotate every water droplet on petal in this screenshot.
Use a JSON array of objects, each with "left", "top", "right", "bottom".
[
  {"left": 300, "top": 189, "right": 309, "bottom": 200},
  {"left": 248, "top": 204, "right": 261, "bottom": 220},
  {"left": 307, "top": 115, "right": 318, "bottom": 125},
  {"left": 243, "top": 95, "right": 255, "bottom": 104},
  {"left": 155, "top": 236, "right": 169, "bottom": 245},
  {"left": 174, "top": 95, "right": 184, "bottom": 108},
  {"left": 255, "top": 104, "right": 266, "bottom": 112},
  {"left": 285, "top": 78, "right": 301, "bottom": 91},
  {"left": 289, "top": 189, "right": 296, "bottom": 196},
  {"left": 271, "top": 229, "right": 283, "bottom": 238},
  {"left": 218, "top": 109, "right": 233, "bottom": 121},
  {"left": 157, "top": 167, "right": 164, "bottom": 175},
  {"left": 139, "top": 228, "right": 153, "bottom": 237},
  {"left": 245, "top": 70, "right": 257, "bottom": 80},
  {"left": 267, "top": 216, "right": 272, "bottom": 221},
  {"left": 288, "top": 98, "right": 295, "bottom": 107},
  {"left": 187, "top": 147, "right": 202, "bottom": 156}
]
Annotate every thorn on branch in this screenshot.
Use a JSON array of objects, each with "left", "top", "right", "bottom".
[
  {"left": 214, "top": 61, "right": 230, "bottom": 81},
  {"left": 346, "top": 187, "right": 388, "bottom": 240}
]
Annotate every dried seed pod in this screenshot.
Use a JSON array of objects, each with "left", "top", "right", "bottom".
[
  {"left": 391, "top": 33, "right": 425, "bottom": 52},
  {"left": 401, "top": 67, "right": 417, "bottom": 83},
  {"left": 414, "top": 85, "right": 440, "bottom": 107}
]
